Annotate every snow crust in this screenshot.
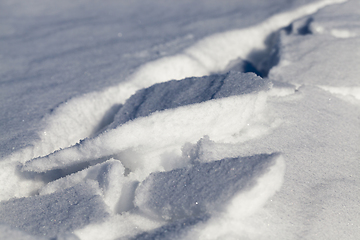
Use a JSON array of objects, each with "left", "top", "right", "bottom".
[
  {"left": 0, "top": 183, "right": 108, "bottom": 238},
  {"left": 1, "top": 0, "right": 359, "bottom": 239},
  {"left": 135, "top": 153, "right": 281, "bottom": 221}
]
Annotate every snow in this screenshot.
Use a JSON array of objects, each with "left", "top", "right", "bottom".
[
  {"left": 0, "top": 225, "right": 49, "bottom": 240},
  {"left": 0, "top": 183, "right": 108, "bottom": 239},
  {"left": 134, "top": 153, "right": 284, "bottom": 221},
  {"left": 39, "top": 159, "right": 125, "bottom": 213},
  {"left": 21, "top": 72, "right": 273, "bottom": 174},
  {"left": 1, "top": 0, "right": 359, "bottom": 239},
  {"left": 269, "top": 0, "right": 360, "bottom": 88},
  {"left": 2, "top": 0, "right": 344, "bottom": 164}
]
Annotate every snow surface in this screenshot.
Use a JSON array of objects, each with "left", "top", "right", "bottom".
[{"left": 0, "top": 0, "right": 359, "bottom": 239}]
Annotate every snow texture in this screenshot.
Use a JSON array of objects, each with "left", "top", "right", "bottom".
[
  {"left": 269, "top": 0, "right": 360, "bottom": 88},
  {"left": 107, "top": 71, "right": 270, "bottom": 129},
  {"left": 0, "top": 0, "right": 359, "bottom": 239},
  {"left": 21, "top": 72, "right": 271, "bottom": 173},
  {"left": 0, "top": 183, "right": 108, "bottom": 238},
  {"left": 0, "top": 225, "right": 49, "bottom": 240},
  {"left": 135, "top": 153, "right": 280, "bottom": 221},
  {"left": 2, "top": 0, "right": 345, "bottom": 165},
  {"left": 39, "top": 159, "right": 126, "bottom": 213}
]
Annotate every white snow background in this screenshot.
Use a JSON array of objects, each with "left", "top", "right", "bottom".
[{"left": 0, "top": 0, "right": 359, "bottom": 239}]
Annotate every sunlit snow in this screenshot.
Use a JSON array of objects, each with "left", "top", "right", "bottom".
[{"left": 0, "top": 0, "right": 359, "bottom": 239}]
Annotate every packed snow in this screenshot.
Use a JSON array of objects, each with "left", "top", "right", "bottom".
[{"left": 0, "top": 0, "right": 359, "bottom": 239}]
